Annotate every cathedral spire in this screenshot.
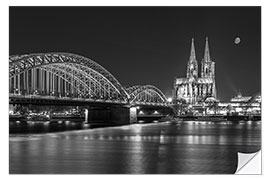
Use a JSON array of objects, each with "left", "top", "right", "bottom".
[
  {"left": 203, "top": 37, "right": 211, "bottom": 62},
  {"left": 187, "top": 38, "right": 198, "bottom": 79},
  {"left": 189, "top": 38, "right": 196, "bottom": 61}
]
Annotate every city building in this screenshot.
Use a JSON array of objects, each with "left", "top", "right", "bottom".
[
  {"left": 230, "top": 90, "right": 252, "bottom": 102},
  {"left": 217, "top": 92, "right": 261, "bottom": 116},
  {"left": 173, "top": 37, "right": 217, "bottom": 104}
]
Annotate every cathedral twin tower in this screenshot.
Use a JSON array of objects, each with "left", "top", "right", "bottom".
[{"left": 173, "top": 37, "right": 217, "bottom": 104}]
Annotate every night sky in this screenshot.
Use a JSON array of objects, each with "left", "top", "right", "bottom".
[{"left": 9, "top": 7, "right": 261, "bottom": 101}]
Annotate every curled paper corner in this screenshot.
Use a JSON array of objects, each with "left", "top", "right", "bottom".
[{"left": 235, "top": 150, "right": 261, "bottom": 174}]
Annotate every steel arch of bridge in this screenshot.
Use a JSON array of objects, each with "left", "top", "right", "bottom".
[
  {"left": 126, "top": 85, "right": 168, "bottom": 104},
  {"left": 9, "top": 52, "right": 168, "bottom": 104},
  {"left": 9, "top": 52, "right": 129, "bottom": 101}
]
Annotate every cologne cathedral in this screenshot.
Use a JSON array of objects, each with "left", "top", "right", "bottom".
[{"left": 173, "top": 37, "right": 217, "bottom": 104}]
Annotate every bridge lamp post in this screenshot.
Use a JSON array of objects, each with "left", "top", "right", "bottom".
[
  {"left": 15, "top": 88, "right": 19, "bottom": 95},
  {"left": 167, "top": 97, "right": 172, "bottom": 104},
  {"left": 33, "top": 89, "right": 38, "bottom": 96}
]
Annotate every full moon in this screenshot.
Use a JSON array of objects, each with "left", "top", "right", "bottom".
[{"left": 234, "top": 37, "right": 241, "bottom": 44}]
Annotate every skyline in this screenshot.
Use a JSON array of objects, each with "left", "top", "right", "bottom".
[{"left": 9, "top": 6, "right": 261, "bottom": 101}]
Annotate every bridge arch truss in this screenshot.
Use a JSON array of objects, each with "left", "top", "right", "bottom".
[
  {"left": 9, "top": 53, "right": 129, "bottom": 102},
  {"left": 126, "top": 85, "right": 168, "bottom": 104}
]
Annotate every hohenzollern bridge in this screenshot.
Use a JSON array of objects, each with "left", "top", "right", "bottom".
[{"left": 9, "top": 52, "right": 173, "bottom": 125}]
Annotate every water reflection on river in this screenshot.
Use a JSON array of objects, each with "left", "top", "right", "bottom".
[{"left": 9, "top": 121, "right": 261, "bottom": 174}]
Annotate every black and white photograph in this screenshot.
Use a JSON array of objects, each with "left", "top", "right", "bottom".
[{"left": 8, "top": 6, "right": 261, "bottom": 174}]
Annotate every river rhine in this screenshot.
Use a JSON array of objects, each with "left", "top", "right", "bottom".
[{"left": 9, "top": 120, "right": 261, "bottom": 174}]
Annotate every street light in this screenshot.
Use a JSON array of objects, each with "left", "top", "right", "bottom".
[{"left": 167, "top": 97, "right": 172, "bottom": 103}]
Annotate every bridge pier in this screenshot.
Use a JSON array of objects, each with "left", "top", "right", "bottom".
[{"left": 87, "top": 106, "right": 136, "bottom": 127}]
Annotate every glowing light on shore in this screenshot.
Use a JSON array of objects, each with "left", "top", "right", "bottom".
[{"left": 167, "top": 97, "right": 172, "bottom": 103}]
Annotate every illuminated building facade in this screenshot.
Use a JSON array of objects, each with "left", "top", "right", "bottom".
[
  {"left": 217, "top": 92, "right": 261, "bottom": 116},
  {"left": 230, "top": 91, "right": 252, "bottom": 102},
  {"left": 173, "top": 37, "right": 217, "bottom": 104}
]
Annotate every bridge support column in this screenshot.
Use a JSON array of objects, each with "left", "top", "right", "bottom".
[
  {"left": 129, "top": 107, "right": 137, "bottom": 123},
  {"left": 9, "top": 104, "right": 15, "bottom": 114},
  {"left": 17, "top": 74, "right": 20, "bottom": 94},
  {"left": 84, "top": 109, "right": 88, "bottom": 123},
  {"left": 86, "top": 106, "right": 132, "bottom": 127}
]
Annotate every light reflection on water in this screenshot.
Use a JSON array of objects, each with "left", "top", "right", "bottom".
[{"left": 9, "top": 121, "right": 261, "bottom": 174}]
